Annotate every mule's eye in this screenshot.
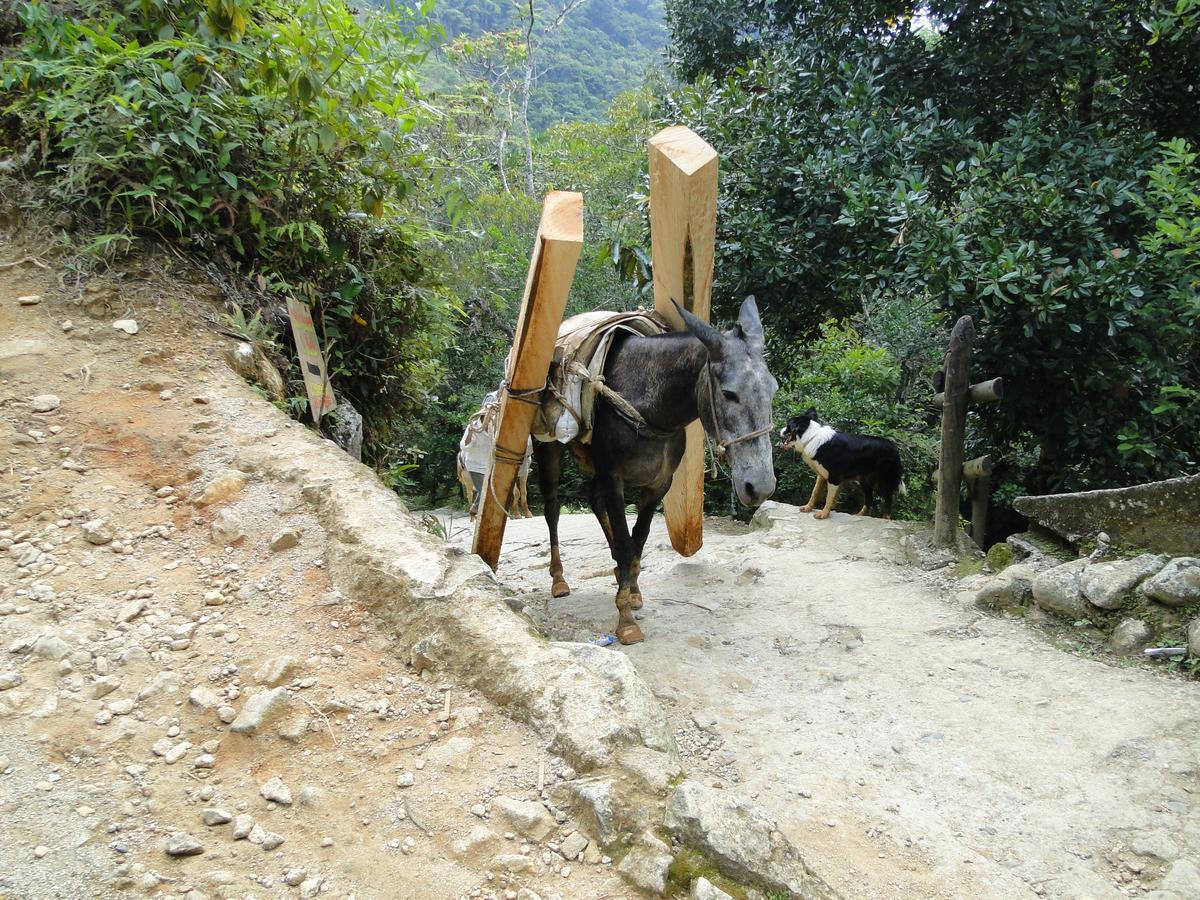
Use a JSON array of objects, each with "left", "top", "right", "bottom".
[{"left": 722, "top": 390, "right": 739, "bottom": 403}]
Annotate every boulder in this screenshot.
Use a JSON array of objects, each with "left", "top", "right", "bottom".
[
  {"left": 1109, "top": 619, "right": 1153, "bottom": 656},
  {"left": 1014, "top": 474, "right": 1200, "bottom": 556},
  {"left": 80, "top": 518, "right": 115, "bottom": 545},
  {"left": 1140, "top": 558, "right": 1200, "bottom": 608},
  {"left": 975, "top": 563, "right": 1037, "bottom": 612},
  {"left": 1162, "top": 860, "right": 1200, "bottom": 896},
  {"left": 664, "top": 780, "right": 834, "bottom": 898},
  {"left": 616, "top": 832, "right": 673, "bottom": 895},
  {"left": 1081, "top": 554, "right": 1168, "bottom": 609},
  {"left": 1031, "top": 558, "right": 1092, "bottom": 619},
  {"left": 210, "top": 509, "right": 245, "bottom": 547},
  {"left": 326, "top": 397, "right": 364, "bottom": 462}
]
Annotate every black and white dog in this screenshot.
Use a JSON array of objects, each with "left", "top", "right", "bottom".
[{"left": 779, "top": 408, "right": 905, "bottom": 519}]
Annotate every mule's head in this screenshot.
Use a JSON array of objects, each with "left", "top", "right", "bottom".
[{"left": 678, "top": 295, "right": 778, "bottom": 507}]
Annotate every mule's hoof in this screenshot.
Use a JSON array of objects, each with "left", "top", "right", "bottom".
[
  {"left": 799, "top": 505, "right": 813, "bottom": 513},
  {"left": 552, "top": 581, "right": 571, "bottom": 599},
  {"left": 616, "top": 622, "right": 644, "bottom": 645},
  {"left": 813, "top": 510, "right": 831, "bottom": 520},
  {"left": 630, "top": 591, "right": 643, "bottom": 610}
]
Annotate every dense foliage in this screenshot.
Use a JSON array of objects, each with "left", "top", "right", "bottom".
[
  {"left": 2, "top": 0, "right": 454, "bottom": 480},
  {"left": 664, "top": 0, "right": 1200, "bottom": 506}
]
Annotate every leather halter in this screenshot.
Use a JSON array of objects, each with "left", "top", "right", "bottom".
[{"left": 701, "top": 364, "right": 774, "bottom": 460}]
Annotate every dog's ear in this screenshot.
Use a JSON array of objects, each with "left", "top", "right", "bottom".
[{"left": 804, "top": 407, "right": 817, "bottom": 420}]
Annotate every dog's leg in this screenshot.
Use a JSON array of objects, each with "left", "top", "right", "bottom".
[
  {"left": 814, "top": 481, "right": 840, "bottom": 520},
  {"left": 858, "top": 481, "right": 875, "bottom": 516},
  {"left": 799, "top": 475, "right": 825, "bottom": 513}
]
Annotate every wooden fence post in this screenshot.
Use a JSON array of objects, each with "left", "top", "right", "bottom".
[
  {"left": 472, "top": 192, "right": 583, "bottom": 570},
  {"left": 649, "top": 125, "right": 718, "bottom": 558}
]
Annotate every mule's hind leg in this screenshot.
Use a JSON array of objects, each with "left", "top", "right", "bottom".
[{"left": 536, "top": 441, "right": 571, "bottom": 598}]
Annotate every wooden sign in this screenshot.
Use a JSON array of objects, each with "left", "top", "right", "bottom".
[
  {"left": 286, "top": 296, "right": 335, "bottom": 423},
  {"left": 649, "top": 125, "right": 719, "bottom": 557},
  {"left": 473, "top": 191, "right": 584, "bottom": 570}
]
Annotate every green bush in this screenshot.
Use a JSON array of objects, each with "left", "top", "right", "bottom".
[{"left": 3, "top": 0, "right": 456, "bottom": 465}]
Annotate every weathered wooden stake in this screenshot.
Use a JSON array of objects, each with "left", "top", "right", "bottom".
[
  {"left": 473, "top": 192, "right": 583, "bottom": 570},
  {"left": 933, "top": 316, "right": 975, "bottom": 547},
  {"left": 649, "top": 125, "right": 718, "bottom": 558}
]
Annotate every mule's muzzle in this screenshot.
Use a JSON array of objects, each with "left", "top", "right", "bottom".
[{"left": 736, "top": 473, "right": 776, "bottom": 508}]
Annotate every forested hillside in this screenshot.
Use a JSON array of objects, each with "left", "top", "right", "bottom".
[
  {"left": 420, "top": 0, "right": 666, "bottom": 128},
  {"left": 2, "top": 0, "right": 1196, "bottom": 534}
]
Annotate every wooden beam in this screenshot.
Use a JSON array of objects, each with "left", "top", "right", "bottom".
[
  {"left": 933, "top": 377, "right": 1003, "bottom": 406},
  {"left": 472, "top": 192, "right": 583, "bottom": 570},
  {"left": 649, "top": 125, "right": 718, "bottom": 558},
  {"left": 933, "top": 315, "right": 975, "bottom": 547}
]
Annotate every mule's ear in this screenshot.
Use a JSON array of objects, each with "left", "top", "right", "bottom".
[
  {"left": 674, "top": 300, "right": 724, "bottom": 359},
  {"left": 737, "top": 294, "right": 765, "bottom": 352}
]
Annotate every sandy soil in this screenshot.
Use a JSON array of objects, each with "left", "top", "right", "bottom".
[
  {"left": 453, "top": 506, "right": 1200, "bottom": 900},
  {"left": 0, "top": 254, "right": 628, "bottom": 900}
]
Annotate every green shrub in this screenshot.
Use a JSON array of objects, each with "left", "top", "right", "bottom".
[{"left": 3, "top": 0, "right": 455, "bottom": 461}]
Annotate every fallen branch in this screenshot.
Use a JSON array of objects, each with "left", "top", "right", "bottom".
[
  {"left": 301, "top": 698, "right": 340, "bottom": 747},
  {"left": 0, "top": 255, "right": 50, "bottom": 270}
]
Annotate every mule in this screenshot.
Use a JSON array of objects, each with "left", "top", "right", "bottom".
[{"left": 535, "top": 295, "right": 778, "bottom": 644}]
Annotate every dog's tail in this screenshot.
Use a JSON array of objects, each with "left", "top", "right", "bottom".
[{"left": 899, "top": 478, "right": 908, "bottom": 497}]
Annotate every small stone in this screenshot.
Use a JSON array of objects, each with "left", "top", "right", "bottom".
[
  {"left": 195, "top": 471, "right": 249, "bottom": 507},
  {"left": 299, "top": 877, "right": 324, "bottom": 898},
  {"left": 30, "top": 394, "right": 61, "bottom": 413},
  {"left": 253, "top": 656, "right": 298, "bottom": 687},
  {"left": 470, "top": 803, "right": 487, "bottom": 818},
  {"left": 159, "top": 390, "right": 173, "bottom": 401},
  {"left": 95, "top": 709, "right": 113, "bottom": 725},
  {"left": 616, "top": 833, "right": 673, "bottom": 894},
  {"left": 164, "top": 833, "right": 204, "bottom": 857},
  {"left": 210, "top": 509, "right": 245, "bottom": 547},
  {"left": 269, "top": 528, "right": 301, "bottom": 552},
  {"left": 164, "top": 741, "right": 192, "bottom": 764},
  {"left": 1141, "top": 558, "right": 1200, "bottom": 608},
  {"left": 33, "top": 845, "right": 49, "bottom": 858},
  {"left": 1031, "top": 558, "right": 1092, "bottom": 619},
  {"left": 0, "top": 671, "right": 23, "bottom": 690},
  {"left": 17, "top": 294, "right": 41, "bottom": 306},
  {"left": 283, "top": 867, "right": 307, "bottom": 886},
  {"left": 217, "top": 705, "right": 237, "bottom": 724},
  {"left": 112, "top": 319, "right": 139, "bottom": 335},
  {"left": 229, "top": 687, "right": 291, "bottom": 734},
  {"left": 232, "top": 815, "right": 254, "bottom": 840},
  {"left": 81, "top": 518, "right": 115, "bottom": 546},
  {"left": 188, "top": 686, "right": 222, "bottom": 710},
  {"left": 261, "top": 831, "right": 285, "bottom": 851},
  {"left": 61, "top": 320, "right": 74, "bottom": 332},
  {"left": 692, "top": 876, "right": 735, "bottom": 900},
  {"left": 1132, "top": 832, "right": 1180, "bottom": 862},
  {"left": 202, "top": 808, "right": 232, "bottom": 826},
  {"left": 33, "top": 634, "right": 71, "bottom": 660},
  {"left": 259, "top": 776, "right": 292, "bottom": 806},
  {"left": 193, "top": 753, "right": 216, "bottom": 769},
  {"left": 559, "top": 831, "right": 588, "bottom": 860},
  {"left": 108, "top": 698, "right": 135, "bottom": 716},
  {"left": 396, "top": 772, "right": 415, "bottom": 788}
]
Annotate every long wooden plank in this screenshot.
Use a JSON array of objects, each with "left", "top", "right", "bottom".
[
  {"left": 649, "top": 126, "right": 718, "bottom": 557},
  {"left": 933, "top": 315, "right": 975, "bottom": 547},
  {"left": 472, "top": 191, "right": 584, "bottom": 570}
]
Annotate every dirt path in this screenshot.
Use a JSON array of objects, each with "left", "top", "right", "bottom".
[
  {"left": 0, "top": 256, "right": 628, "bottom": 900},
  {"left": 455, "top": 506, "right": 1200, "bottom": 899}
]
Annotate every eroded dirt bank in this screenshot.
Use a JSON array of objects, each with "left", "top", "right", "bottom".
[
  {"left": 0, "top": 257, "right": 641, "bottom": 900},
  {"left": 460, "top": 506, "right": 1200, "bottom": 899}
]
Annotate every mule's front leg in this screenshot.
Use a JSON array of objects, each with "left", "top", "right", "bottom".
[
  {"left": 626, "top": 485, "right": 669, "bottom": 610},
  {"left": 597, "top": 472, "right": 643, "bottom": 645}
]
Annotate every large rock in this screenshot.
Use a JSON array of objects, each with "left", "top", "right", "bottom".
[
  {"left": 326, "top": 397, "right": 363, "bottom": 462},
  {"left": 230, "top": 687, "right": 291, "bottom": 734},
  {"left": 1014, "top": 475, "right": 1200, "bottom": 556},
  {"left": 1081, "top": 554, "right": 1168, "bottom": 609},
  {"left": 975, "top": 563, "right": 1037, "bottom": 612},
  {"left": 616, "top": 832, "right": 673, "bottom": 895},
  {"left": 1139, "top": 558, "right": 1200, "bottom": 608},
  {"left": 664, "top": 780, "right": 835, "bottom": 899},
  {"left": 692, "top": 878, "right": 735, "bottom": 900},
  {"left": 1162, "top": 860, "right": 1200, "bottom": 896},
  {"left": 1031, "top": 558, "right": 1092, "bottom": 619},
  {"left": 1109, "top": 619, "right": 1153, "bottom": 656}
]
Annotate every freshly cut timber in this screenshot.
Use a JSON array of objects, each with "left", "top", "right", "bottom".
[
  {"left": 649, "top": 125, "right": 719, "bottom": 557},
  {"left": 473, "top": 192, "right": 584, "bottom": 570}
]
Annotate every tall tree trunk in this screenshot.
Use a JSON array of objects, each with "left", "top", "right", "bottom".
[{"left": 521, "top": 1, "right": 536, "bottom": 195}]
